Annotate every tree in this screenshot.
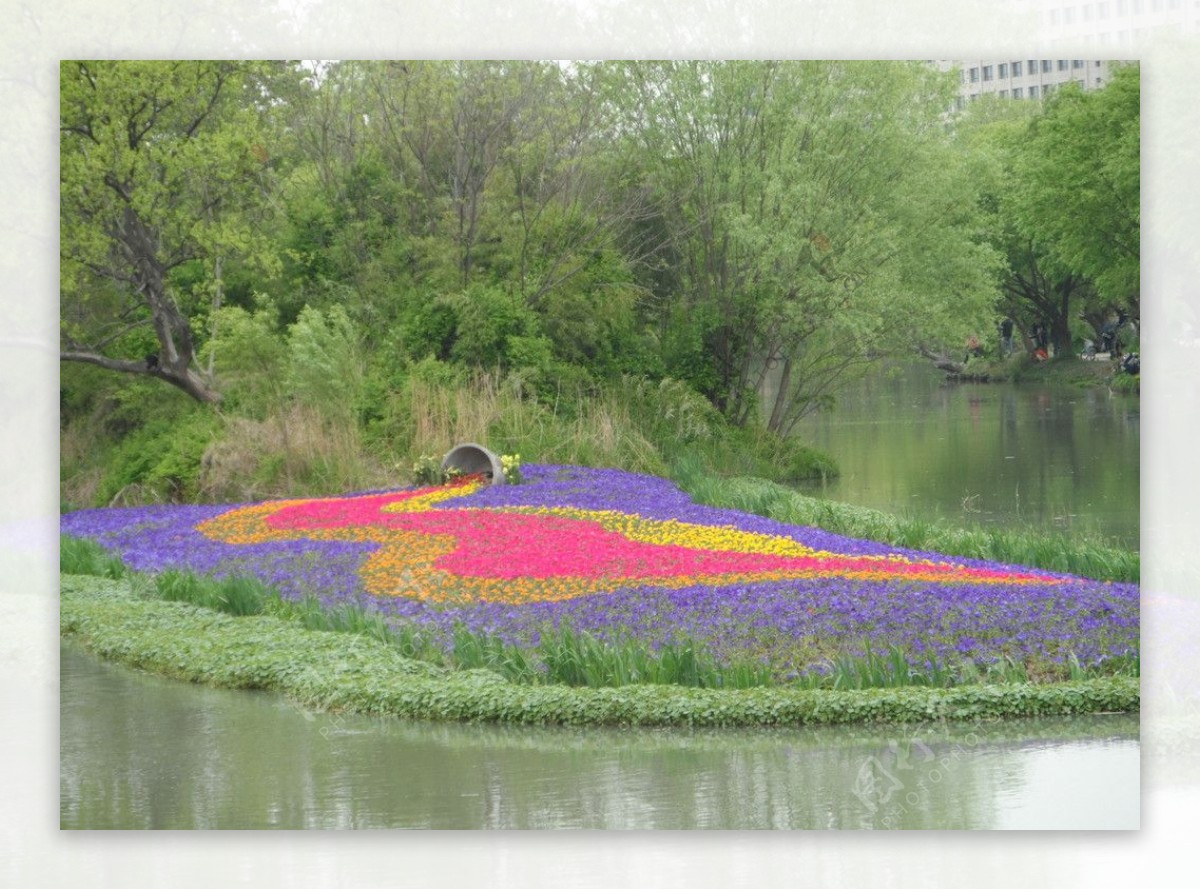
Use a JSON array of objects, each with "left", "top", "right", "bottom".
[
  {"left": 363, "top": 60, "right": 657, "bottom": 376},
  {"left": 60, "top": 61, "right": 278, "bottom": 402},
  {"left": 617, "top": 61, "right": 999, "bottom": 433},
  {"left": 1010, "top": 64, "right": 1140, "bottom": 316},
  {"left": 952, "top": 99, "right": 1085, "bottom": 359}
]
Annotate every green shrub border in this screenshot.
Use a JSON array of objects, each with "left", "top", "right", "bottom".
[{"left": 61, "top": 575, "right": 1139, "bottom": 728}]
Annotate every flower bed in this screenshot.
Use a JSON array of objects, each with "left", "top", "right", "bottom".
[{"left": 60, "top": 465, "right": 1138, "bottom": 679}]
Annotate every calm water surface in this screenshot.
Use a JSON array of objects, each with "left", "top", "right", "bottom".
[
  {"left": 60, "top": 644, "right": 1139, "bottom": 830},
  {"left": 786, "top": 364, "right": 1140, "bottom": 547}
]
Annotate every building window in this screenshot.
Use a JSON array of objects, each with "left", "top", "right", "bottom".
[
  {"left": 1073, "top": 59, "right": 1085, "bottom": 68},
  {"left": 1117, "top": 0, "right": 1128, "bottom": 12},
  {"left": 1084, "top": 2, "right": 1095, "bottom": 20},
  {"left": 1065, "top": 5, "right": 1077, "bottom": 22},
  {"left": 1133, "top": 0, "right": 1144, "bottom": 11},
  {"left": 1058, "top": 59, "right": 1069, "bottom": 71},
  {"left": 1030, "top": 85, "right": 1040, "bottom": 98},
  {"left": 1012, "top": 86, "right": 1023, "bottom": 98},
  {"left": 999, "top": 62, "right": 1009, "bottom": 78},
  {"left": 970, "top": 66, "right": 979, "bottom": 82},
  {"left": 1012, "top": 60, "right": 1023, "bottom": 76},
  {"left": 1099, "top": 1, "right": 1110, "bottom": 18},
  {"left": 1029, "top": 59, "right": 1038, "bottom": 72},
  {"left": 1042, "top": 59, "right": 1053, "bottom": 73},
  {"left": 999, "top": 89, "right": 1009, "bottom": 98},
  {"left": 983, "top": 65, "right": 994, "bottom": 81},
  {"left": 1044, "top": 84, "right": 1054, "bottom": 96},
  {"left": 1051, "top": 7, "right": 1061, "bottom": 23}
]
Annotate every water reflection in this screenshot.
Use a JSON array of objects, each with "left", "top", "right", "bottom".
[
  {"left": 782, "top": 365, "right": 1139, "bottom": 546},
  {"left": 60, "top": 645, "right": 1139, "bottom": 830}
]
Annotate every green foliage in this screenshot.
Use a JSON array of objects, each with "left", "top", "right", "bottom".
[
  {"left": 668, "top": 424, "right": 838, "bottom": 486},
  {"left": 499, "top": 453, "right": 523, "bottom": 484},
  {"left": 1109, "top": 371, "right": 1140, "bottom": 395},
  {"left": 60, "top": 536, "right": 129, "bottom": 579},
  {"left": 410, "top": 454, "right": 444, "bottom": 485},
  {"left": 285, "top": 304, "right": 363, "bottom": 416},
  {"left": 152, "top": 568, "right": 269, "bottom": 616},
  {"left": 202, "top": 304, "right": 288, "bottom": 416},
  {"left": 61, "top": 574, "right": 1140, "bottom": 726},
  {"left": 1011, "top": 65, "right": 1140, "bottom": 307},
  {"left": 96, "top": 411, "right": 219, "bottom": 504},
  {"left": 534, "top": 627, "right": 774, "bottom": 689}
]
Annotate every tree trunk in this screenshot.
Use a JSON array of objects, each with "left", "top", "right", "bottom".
[
  {"left": 916, "top": 344, "right": 968, "bottom": 375},
  {"left": 767, "top": 355, "right": 792, "bottom": 435},
  {"left": 1050, "top": 280, "right": 1074, "bottom": 357},
  {"left": 61, "top": 206, "right": 222, "bottom": 404}
]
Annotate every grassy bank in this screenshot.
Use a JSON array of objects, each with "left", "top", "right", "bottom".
[
  {"left": 61, "top": 574, "right": 1139, "bottom": 727},
  {"left": 951, "top": 352, "right": 1138, "bottom": 391},
  {"left": 61, "top": 368, "right": 836, "bottom": 510}
]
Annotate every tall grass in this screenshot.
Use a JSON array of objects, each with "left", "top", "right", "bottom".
[
  {"left": 60, "top": 535, "right": 129, "bottom": 579},
  {"left": 533, "top": 627, "right": 774, "bottom": 689},
  {"left": 200, "top": 404, "right": 391, "bottom": 502},
  {"left": 399, "top": 370, "right": 670, "bottom": 478},
  {"left": 153, "top": 568, "right": 271, "bottom": 617}
]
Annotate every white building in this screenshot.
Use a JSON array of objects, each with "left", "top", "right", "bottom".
[{"left": 935, "top": 59, "right": 1116, "bottom": 109}]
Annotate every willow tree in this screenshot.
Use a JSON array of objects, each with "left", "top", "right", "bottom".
[
  {"left": 60, "top": 60, "right": 278, "bottom": 402},
  {"left": 616, "top": 61, "right": 999, "bottom": 433},
  {"left": 1010, "top": 64, "right": 1140, "bottom": 318}
]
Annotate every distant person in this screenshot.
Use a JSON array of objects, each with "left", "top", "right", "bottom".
[
  {"left": 1100, "top": 321, "right": 1115, "bottom": 355},
  {"left": 999, "top": 318, "right": 1014, "bottom": 356},
  {"left": 1033, "top": 323, "right": 1048, "bottom": 351},
  {"left": 1102, "top": 317, "right": 1124, "bottom": 360},
  {"left": 965, "top": 334, "right": 983, "bottom": 362}
]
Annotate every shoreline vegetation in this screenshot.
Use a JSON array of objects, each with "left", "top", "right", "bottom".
[{"left": 60, "top": 575, "right": 1138, "bottom": 728}]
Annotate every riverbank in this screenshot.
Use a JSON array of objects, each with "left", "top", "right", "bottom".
[
  {"left": 951, "top": 352, "right": 1138, "bottom": 392},
  {"left": 60, "top": 575, "right": 1139, "bottom": 727}
]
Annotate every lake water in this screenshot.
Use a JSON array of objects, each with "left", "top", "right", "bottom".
[
  {"left": 60, "top": 644, "right": 1139, "bottom": 830},
  {"left": 785, "top": 364, "right": 1140, "bottom": 548}
]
